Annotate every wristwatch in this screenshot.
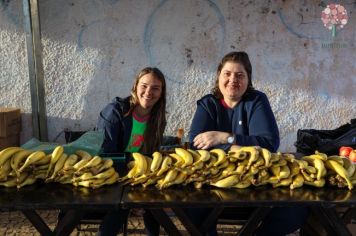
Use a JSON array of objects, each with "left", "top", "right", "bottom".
[{"left": 227, "top": 134, "right": 235, "bottom": 144}]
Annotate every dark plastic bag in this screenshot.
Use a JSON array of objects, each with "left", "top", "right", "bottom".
[{"left": 295, "top": 119, "right": 356, "bottom": 155}]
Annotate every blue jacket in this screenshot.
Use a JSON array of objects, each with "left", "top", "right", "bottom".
[
  {"left": 96, "top": 97, "right": 132, "bottom": 153},
  {"left": 189, "top": 90, "right": 280, "bottom": 152}
]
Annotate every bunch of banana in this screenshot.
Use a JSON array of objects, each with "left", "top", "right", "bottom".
[{"left": 0, "top": 146, "right": 119, "bottom": 188}]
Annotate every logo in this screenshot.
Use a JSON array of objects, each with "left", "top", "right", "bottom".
[{"left": 321, "top": 4, "right": 348, "bottom": 38}]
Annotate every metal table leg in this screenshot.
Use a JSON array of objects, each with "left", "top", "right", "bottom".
[
  {"left": 149, "top": 209, "right": 181, "bottom": 236},
  {"left": 22, "top": 210, "right": 53, "bottom": 236}
]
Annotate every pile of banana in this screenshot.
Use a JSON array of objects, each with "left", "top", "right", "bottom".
[
  {"left": 0, "top": 146, "right": 119, "bottom": 189},
  {"left": 119, "top": 147, "right": 356, "bottom": 190}
]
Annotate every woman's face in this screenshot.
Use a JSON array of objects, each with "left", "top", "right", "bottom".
[
  {"left": 136, "top": 73, "right": 163, "bottom": 110},
  {"left": 218, "top": 61, "right": 248, "bottom": 102}
]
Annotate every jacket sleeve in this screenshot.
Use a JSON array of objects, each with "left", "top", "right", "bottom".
[
  {"left": 235, "top": 93, "right": 280, "bottom": 152},
  {"left": 96, "top": 103, "right": 123, "bottom": 153},
  {"left": 189, "top": 100, "right": 232, "bottom": 151}
]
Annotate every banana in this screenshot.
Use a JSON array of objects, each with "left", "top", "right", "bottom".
[
  {"left": 221, "top": 163, "right": 237, "bottom": 177},
  {"left": 169, "top": 153, "right": 184, "bottom": 167},
  {"left": 17, "top": 175, "right": 37, "bottom": 189},
  {"left": 156, "top": 156, "right": 172, "bottom": 176},
  {"left": 47, "top": 153, "right": 68, "bottom": 181},
  {"left": 260, "top": 148, "right": 271, "bottom": 167},
  {"left": 302, "top": 156, "right": 326, "bottom": 181},
  {"left": 75, "top": 150, "right": 92, "bottom": 160},
  {"left": 0, "top": 159, "right": 12, "bottom": 181},
  {"left": 270, "top": 165, "right": 280, "bottom": 177},
  {"left": 151, "top": 151, "right": 163, "bottom": 172},
  {"left": 77, "top": 156, "right": 103, "bottom": 172},
  {"left": 0, "top": 147, "right": 23, "bottom": 166},
  {"left": 158, "top": 169, "right": 179, "bottom": 189},
  {"left": 205, "top": 155, "right": 217, "bottom": 168},
  {"left": 130, "top": 153, "right": 148, "bottom": 177},
  {"left": 304, "top": 166, "right": 317, "bottom": 174},
  {"left": 0, "top": 177, "right": 18, "bottom": 187},
  {"left": 270, "top": 152, "right": 281, "bottom": 163},
  {"left": 47, "top": 146, "right": 64, "bottom": 177},
  {"left": 239, "top": 146, "right": 259, "bottom": 168},
  {"left": 232, "top": 179, "right": 251, "bottom": 188},
  {"left": 196, "top": 150, "right": 211, "bottom": 163},
  {"left": 279, "top": 165, "right": 291, "bottom": 179},
  {"left": 288, "top": 161, "right": 301, "bottom": 178},
  {"left": 93, "top": 158, "right": 114, "bottom": 175},
  {"left": 210, "top": 149, "right": 227, "bottom": 167},
  {"left": 73, "top": 159, "right": 90, "bottom": 171},
  {"left": 73, "top": 172, "right": 94, "bottom": 182},
  {"left": 62, "top": 154, "right": 80, "bottom": 172},
  {"left": 327, "top": 155, "right": 344, "bottom": 166},
  {"left": 92, "top": 172, "right": 119, "bottom": 188},
  {"left": 210, "top": 175, "right": 239, "bottom": 188},
  {"left": 228, "top": 150, "right": 247, "bottom": 161},
  {"left": 301, "top": 169, "right": 314, "bottom": 182},
  {"left": 304, "top": 178, "right": 326, "bottom": 188},
  {"left": 10, "top": 150, "right": 32, "bottom": 174},
  {"left": 314, "top": 151, "right": 328, "bottom": 161},
  {"left": 175, "top": 148, "right": 193, "bottom": 167},
  {"left": 33, "top": 154, "right": 50, "bottom": 166},
  {"left": 290, "top": 174, "right": 304, "bottom": 190},
  {"left": 18, "top": 151, "right": 46, "bottom": 173},
  {"left": 342, "top": 157, "right": 356, "bottom": 178},
  {"left": 187, "top": 149, "right": 201, "bottom": 163},
  {"left": 273, "top": 177, "right": 292, "bottom": 188},
  {"left": 93, "top": 167, "right": 116, "bottom": 180},
  {"left": 326, "top": 160, "right": 353, "bottom": 190}
]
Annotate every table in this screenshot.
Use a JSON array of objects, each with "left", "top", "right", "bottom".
[
  {"left": 121, "top": 185, "right": 356, "bottom": 236},
  {"left": 0, "top": 182, "right": 123, "bottom": 236}
]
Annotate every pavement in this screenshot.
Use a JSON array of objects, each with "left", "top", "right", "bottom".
[{"left": 0, "top": 210, "right": 241, "bottom": 236}]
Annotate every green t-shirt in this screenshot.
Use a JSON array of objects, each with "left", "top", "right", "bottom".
[{"left": 125, "top": 113, "right": 148, "bottom": 153}]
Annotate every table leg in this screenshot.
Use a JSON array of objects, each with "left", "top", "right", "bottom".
[
  {"left": 172, "top": 208, "right": 203, "bottom": 236},
  {"left": 21, "top": 210, "right": 53, "bottom": 236},
  {"left": 54, "top": 209, "right": 87, "bottom": 236},
  {"left": 238, "top": 207, "right": 272, "bottom": 236},
  {"left": 199, "top": 207, "right": 224, "bottom": 233},
  {"left": 149, "top": 209, "right": 181, "bottom": 236},
  {"left": 316, "top": 206, "right": 352, "bottom": 236}
]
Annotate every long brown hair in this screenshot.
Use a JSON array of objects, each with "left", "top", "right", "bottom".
[
  {"left": 126, "top": 67, "right": 167, "bottom": 154},
  {"left": 212, "top": 51, "right": 254, "bottom": 99}
]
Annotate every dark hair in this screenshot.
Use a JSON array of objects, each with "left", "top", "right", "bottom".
[
  {"left": 212, "top": 51, "right": 254, "bottom": 98},
  {"left": 127, "top": 67, "right": 167, "bottom": 153}
]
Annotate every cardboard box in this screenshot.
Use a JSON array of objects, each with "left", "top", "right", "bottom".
[
  {"left": 0, "top": 135, "right": 20, "bottom": 150},
  {"left": 0, "top": 108, "right": 21, "bottom": 137}
]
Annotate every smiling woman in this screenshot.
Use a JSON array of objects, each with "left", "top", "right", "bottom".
[{"left": 95, "top": 67, "right": 167, "bottom": 236}]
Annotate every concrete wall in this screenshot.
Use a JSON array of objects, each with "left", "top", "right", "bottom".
[{"left": 0, "top": 0, "right": 355, "bottom": 152}]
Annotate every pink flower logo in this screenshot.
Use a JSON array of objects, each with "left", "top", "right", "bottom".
[{"left": 321, "top": 4, "right": 348, "bottom": 37}]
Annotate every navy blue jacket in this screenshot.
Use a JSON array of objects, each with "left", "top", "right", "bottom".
[
  {"left": 189, "top": 90, "right": 280, "bottom": 152},
  {"left": 96, "top": 97, "right": 132, "bottom": 153}
]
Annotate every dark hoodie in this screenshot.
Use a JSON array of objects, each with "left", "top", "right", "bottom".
[
  {"left": 96, "top": 97, "right": 132, "bottom": 153},
  {"left": 189, "top": 90, "right": 280, "bottom": 152}
]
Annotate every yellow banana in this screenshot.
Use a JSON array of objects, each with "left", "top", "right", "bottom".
[
  {"left": 304, "top": 178, "right": 326, "bottom": 188},
  {"left": 302, "top": 155, "right": 326, "bottom": 181},
  {"left": 314, "top": 151, "right": 328, "bottom": 161},
  {"left": 270, "top": 165, "right": 280, "bottom": 177},
  {"left": 279, "top": 165, "right": 291, "bottom": 179},
  {"left": 327, "top": 155, "right": 344, "bottom": 166},
  {"left": 222, "top": 163, "right": 236, "bottom": 177},
  {"left": 73, "top": 172, "right": 94, "bottom": 182},
  {"left": 342, "top": 158, "right": 356, "bottom": 178},
  {"left": 187, "top": 149, "right": 201, "bottom": 163},
  {"left": 273, "top": 177, "right": 292, "bottom": 188},
  {"left": 196, "top": 150, "right": 211, "bottom": 163},
  {"left": 131, "top": 153, "right": 148, "bottom": 177},
  {"left": 0, "top": 177, "right": 18, "bottom": 187},
  {"left": 175, "top": 148, "right": 193, "bottom": 167},
  {"left": 47, "top": 146, "right": 64, "bottom": 176},
  {"left": 0, "top": 147, "right": 23, "bottom": 166},
  {"left": 75, "top": 150, "right": 92, "bottom": 160},
  {"left": 93, "top": 158, "right": 114, "bottom": 175},
  {"left": 93, "top": 167, "right": 116, "bottom": 179},
  {"left": 92, "top": 172, "right": 119, "bottom": 188},
  {"left": 150, "top": 151, "right": 163, "bottom": 172},
  {"left": 0, "top": 159, "right": 12, "bottom": 181},
  {"left": 290, "top": 174, "right": 304, "bottom": 190},
  {"left": 169, "top": 153, "right": 184, "bottom": 167},
  {"left": 156, "top": 156, "right": 172, "bottom": 176},
  {"left": 261, "top": 148, "right": 271, "bottom": 167},
  {"left": 18, "top": 151, "right": 46, "bottom": 173},
  {"left": 238, "top": 146, "right": 259, "bottom": 168},
  {"left": 10, "top": 150, "right": 32, "bottom": 173},
  {"left": 210, "top": 149, "right": 227, "bottom": 167},
  {"left": 78, "top": 156, "right": 103, "bottom": 172},
  {"left": 210, "top": 175, "right": 239, "bottom": 188},
  {"left": 72, "top": 159, "right": 90, "bottom": 171},
  {"left": 159, "top": 169, "right": 179, "bottom": 189},
  {"left": 205, "top": 155, "right": 217, "bottom": 168},
  {"left": 62, "top": 154, "right": 80, "bottom": 172},
  {"left": 288, "top": 161, "right": 300, "bottom": 178},
  {"left": 228, "top": 150, "right": 248, "bottom": 161},
  {"left": 326, "top": 160, "right": 353, "bottom": 190},
  {"left": 17, "top": 175, "right": 37, "bottom": 189},
  {"left": 47, "top": 153, "right": 68, "bottom": 181},
  {"left": 35, "top": 153, "right": 51, "bottom": 166},
  {"left": 232, "top": 179, "right": 251, "bottom": 188}
]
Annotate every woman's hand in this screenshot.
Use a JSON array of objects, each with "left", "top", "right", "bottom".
[{"left": 193, "top": 131, "right": 230, "bottom": 149}]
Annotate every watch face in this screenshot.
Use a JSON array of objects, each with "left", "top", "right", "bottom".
[{"left": 227, "top": 136, "right": 234, "bottom": 144}]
